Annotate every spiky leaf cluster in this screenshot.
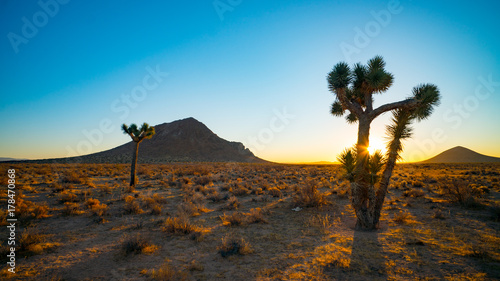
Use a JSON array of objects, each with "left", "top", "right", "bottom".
[
  {"left": 122, "top": 122, "right": 156, "bottom": 142},
  {"left": 327, "top": 56, "right": 394, "bottom": 124},
  {"left": 337, "top": 148, "right": 356, "bottom": 182},
  {"left": 368, "top": 150, "right": 386, "bottom": 184}
]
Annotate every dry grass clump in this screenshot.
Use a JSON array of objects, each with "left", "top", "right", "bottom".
[
  {"left": 98, "top": 183, "right": 113, "bottom": 195},
  {"left": 222, "top": 196, "right": 240, "bottom": 210},
  {"left": 60, "top": 170, "right": 89, "bottom": 184},
  {"left": 220, "top": 208, "right": 268, "bottom": 226},
  {"left": 85, "top": 198, "right": 108, "bottom": 216},
  {"left": 59, "top": 191, "right": 79, "bottom": 203},
  {"left": 293, "top": 180, "right": 330, "bottom": 208},
  {"left": 148, "top": 262, "right": 189, "bottom": 281},
  {"left": 143, "top": 193, "right": 166, "bottom": 215},
  {"left": 32, "top": 203, "right": 50, "bottom": 219},
  {"left": 268, "top": 187, "right": 283, "bottom": 198},
  {"left": 62, "top": 202, "right": 82, "bottom": 216},
  {"left": 393, "top": 211, "right": 412, "bottom": 224},
  {"left": 194, "top": 175, "right": 212, "bottom": 186},
  {"left": 123, "top": 195, "right": 143, "bottom": 214},
  {"left": 163, "top": 215, "right": 200, "bottom": 235},
  {"left": 217, "top": 234, "right": 253, "bottom": 257},
  {"left": 220, "top": 212, "right": 245, "bottom": 226},
  {"left": 206, "top": 191, "right": 227, "bottom": 202},
  {"left": 437, "top": 177, "right": 483, "bottom": 208},
  {"left": 307, "top": 214, "right": 337, "bottom": 233},
  {"left": 245, "top": 208, "right": 268, "bottom": 224},
  {"left": 333, "top": 181, "right": 350, "bottom": 198},
  {"left": 230, "top": 183, "right": 250, "bottom": 196},
  {"left": 15, "top": 193, "right": 50, "bottom": 219},
  {"left": 19, "top": 227, "right": 52, "bottom": 256},
  {"left": 177, "top": 201, "right": 210, "bottom": 217},
  {"left": 403, "top": 189, "right": 425, "bottom": 198},
  {"left": 122, "top": 235, "right": 158, "bottom": 255}
]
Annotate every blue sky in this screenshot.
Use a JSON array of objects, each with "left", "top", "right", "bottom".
[{"left": 1, "top": 0, "right": 499, "bottom": 163}]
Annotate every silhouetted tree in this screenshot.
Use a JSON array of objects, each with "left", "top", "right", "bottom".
[
  {"left": 329, "top": 56, "right": 440, "bottom": 230},
  {"left": 121, "top": 123, "right": 155, "bottom": 188}
]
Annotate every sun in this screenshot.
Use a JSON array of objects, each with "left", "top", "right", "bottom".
[{"left": 367, "top": 138, "right": 386, "bottom": 155}]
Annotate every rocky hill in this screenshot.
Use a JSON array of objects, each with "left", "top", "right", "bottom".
[
  {"left": 422, "top": 146, "right": 500, "bottom": 163},
  {"left": 34, "top": 118, "right": 267, "bottom": 163}
]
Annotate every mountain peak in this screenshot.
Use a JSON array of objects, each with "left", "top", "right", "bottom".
[
  {"left": 72, "top": 118, "right": 266, "bottom": 163},
  {"left": 422, "top": 146, "right": 500, "bottom": 163}
]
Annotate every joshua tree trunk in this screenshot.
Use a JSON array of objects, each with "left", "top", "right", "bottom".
[
  {"left": 372, "top": 111, "right": 412, "bottom": 226},
  {"left": 372, "top": 149, "right": 398, "bottom": 226},
  {"left": 351, "top": 117, "right": 378, "bottom": 229},
  {"left": 122, "top": 123, "right": 155, "bottom": 189},
  {"left": 130, "top": 141, "right": 139, "bottom": 187}
]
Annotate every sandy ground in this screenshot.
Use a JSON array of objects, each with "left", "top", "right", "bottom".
[{"left": 0, "top": 162, "right": 499, "bottom": 280}]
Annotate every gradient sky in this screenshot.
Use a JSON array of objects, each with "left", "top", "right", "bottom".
[{"left": 1, "top": 0, "right": 499, "bottom": 163}]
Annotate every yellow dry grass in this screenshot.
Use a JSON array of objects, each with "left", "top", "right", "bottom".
[{"left": 0, "top": 162, "right": 498, "bottom": 280}]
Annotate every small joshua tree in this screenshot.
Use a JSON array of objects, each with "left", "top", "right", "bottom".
[
  {"left": 328, "top": 56, "right": 440, "bottom": 230},
  {"left": 122, "top": 123, "right": 155, "bottom": 188}
]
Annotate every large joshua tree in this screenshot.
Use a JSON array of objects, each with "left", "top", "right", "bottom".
[
  {"left": 328, "top": 56, "right": 440, "bottom": 230},
  {"left": 121, "top": 123, "right": 155, "bottom": 188}
]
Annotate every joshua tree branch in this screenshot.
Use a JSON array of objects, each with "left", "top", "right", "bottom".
[
  {"left": 369, "top": 98, "right": 419, "bottom": 120},
  {"left": 365, "top": 92, "right": 373, "bottom": 112},
  {"left": 337, "top": 88, "right": 364, "bottom": 117}
]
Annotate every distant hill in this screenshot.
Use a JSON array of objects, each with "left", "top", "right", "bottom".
[
  {"left": 30, "top": 118, "right": 267, "bottom": 164},
  {"left": 422, "top": 146, "right": 500, "bottom": 163},
  {"left": 0, "top": 157, "right": 28, "bottom": 162}
]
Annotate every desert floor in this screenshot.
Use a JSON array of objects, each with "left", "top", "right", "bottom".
[{"left": 0, "top": 163, "right": 499, "bottom": 280}]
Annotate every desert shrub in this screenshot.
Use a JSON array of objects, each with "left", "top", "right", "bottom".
[
  {"left": 122, "top": 235, "right": 157, "bottom": 255},
  {"left": 231, "top": 185, "right": 250, "bottom": 196},
  {"left": 438, "top": 178, "right": 482, "bottom": 208},
  {"left": 177, "top": 201, "right": 209, "bottom": 217},
  {"left": 143, "top": 193, "right": 166, "bottom": 214},
  {"left": 403, "top": 189, "right": 425, "bottom": 198},
  {"left": 393, "top": 211, "right": 412, "bottom": 224},
  {"left": 334, "top": 181, "right": 350, "bottom": 198},
  {"left": 148, "top": 263, "right": 189, "bottom": 281},
  {"left": 218, "top": 234, "right": 252, "bottom": 257},
  {"left": 62, "top": 202, "right": 81, "bottom": 216},
  {"left": 85, "top": 198, "right": 101, "bottom": 208},
  {"left": 99, "top": 184, "right": 113, "bottom": 195},
  {"left": 163, "top": 216, "right": 199, "bottom": 235},
  {"left": 194, "top": 175, "right": 212, "bottom": 186},
  {"left": 220, "top": 212, "right": 244, "bottom": 226},
  {"left": 206, "top": 191, "right": 226, "bottom": 202},
  {"left": 292, "top": 180, "right": 330, "bottom": 208},
  {"left": 223, "top": 196, "right": 240, "bottom": 210},
  {"left": 431, "top": 209, "right": 446, "bottom": 220},
  {"left": 268, "top": 187, "right": 282, "bottom": 198},
  {"left": 90, "top": 202, "right": 108, "bottom": 216},
  {"left": 60, "top": 170, "right": 88, "bottom": 184},
  {"left": 251, "top": 187, "right": 264, "bottom": 195},
  {"left": 51, "top": 183, "right": 66, "bottom": 193},
  {"left": 123, "top": 195, "right": 143, "bottom": 214},
  {"left": 412, "top": 180, "right": 424, "bottom": 188},
  {"left": 307, "top": 214, "right": 336, "bottom": 233},
  {"left": 59, "top": 192, "right": 79, "bottom": 203},
  {"left": 151, "top": 204, "right": 162, "bottom": 215},
  {"left": 19, "top": 227, "right": 45, "bottom": 256},
  {"left": 245, "top": 208, "right": 268, "bottom": 224},
  {"left": 32, "top": 204, "right": 50, "bottom": 219},
  {"left": 84, "top": 198, "right": 108, "bottom": 216}
]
